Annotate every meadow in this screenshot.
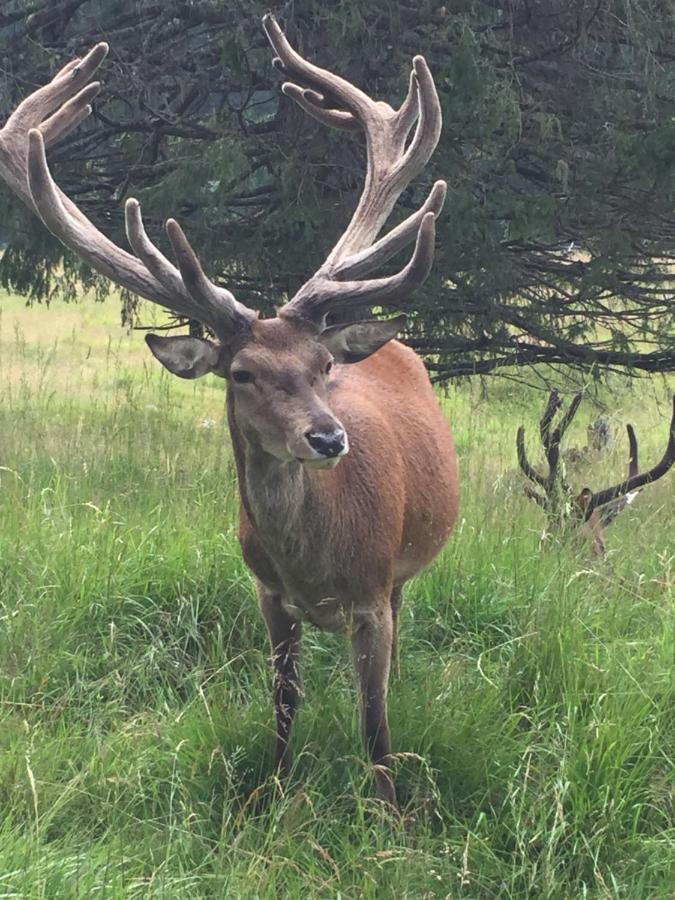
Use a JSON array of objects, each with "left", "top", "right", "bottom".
[{"left": 0, "top": 289, "right": 673, "bottom": 898}]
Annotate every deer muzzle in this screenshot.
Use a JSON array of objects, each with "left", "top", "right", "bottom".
[{"left": 294, "top": 426, "right": 349, "bottom": 468}]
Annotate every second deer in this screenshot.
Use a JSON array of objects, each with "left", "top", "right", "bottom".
[{"left": 517, "top": 390, "right": 675, "bottom": 555}]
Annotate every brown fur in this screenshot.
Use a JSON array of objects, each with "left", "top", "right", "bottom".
[{"left": 227, "top": 316, "right": 459, "bottom": 807}]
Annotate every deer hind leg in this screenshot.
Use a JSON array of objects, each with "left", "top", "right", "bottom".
[
  {"left": 258, "top": 583, "right": 303, "bottom": 777},
  {"left": 351, "top": 601, "right": 397, "bottom": 809}
]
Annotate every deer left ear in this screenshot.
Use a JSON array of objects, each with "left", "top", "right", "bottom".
[
  {"left": 145, "top": 333, "right": 221, "bottom": 379},
  {"left": 319, "top": 314, "right": 407, "bottom": 364}
]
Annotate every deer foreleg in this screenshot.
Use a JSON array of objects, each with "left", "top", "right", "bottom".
[
  {"left": 351, "top": 603, "right": 397, "bottom": 809},
  {"left": 258, "top": 584, "right": 303, "bottom": 777}
]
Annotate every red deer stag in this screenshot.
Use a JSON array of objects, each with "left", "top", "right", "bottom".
[
  {"left": 0, "top": 17, "right": 459, "bottom": 809},
  {"left": 517, "top": 389, "right": 675, "bottom": 555}
]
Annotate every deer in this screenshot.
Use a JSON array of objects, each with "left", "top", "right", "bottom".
[
  {"left": 517, "top": 389, "right": 675, "bottom": 556},
  {"left": 0, "top": 16, "right": 459, "bottom": 810}
]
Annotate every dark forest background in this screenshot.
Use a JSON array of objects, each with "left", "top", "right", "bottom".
[{"left": 1, "top": 0, "right": 674, "bottom": 380}]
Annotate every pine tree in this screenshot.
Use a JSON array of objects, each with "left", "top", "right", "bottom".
[{"left": 1, "top": 0, "right": 674, "bottom": 378}]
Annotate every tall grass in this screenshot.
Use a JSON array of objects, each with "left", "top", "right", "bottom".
[{"left": 0, "top": 291, "right": 673, "bottom": 898}]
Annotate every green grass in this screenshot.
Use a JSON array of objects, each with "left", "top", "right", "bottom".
[{"left": 0, "top": 289, "right": 673, "bottom": 898}]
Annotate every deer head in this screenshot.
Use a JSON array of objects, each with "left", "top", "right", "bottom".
[{"left": 0, "top": 17, "right": 445, "bottom": 469}]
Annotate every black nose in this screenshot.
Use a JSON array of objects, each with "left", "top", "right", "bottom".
[{"left": 305, "top": 428, "right": 346, "bottom": 458}]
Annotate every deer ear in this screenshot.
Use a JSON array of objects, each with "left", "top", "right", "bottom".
[
  {"left": 319, "top": 314, "right": 406, "bottom": 364},
  {"left": 145, "top": 333, "right": 220, "bottom": 379}
]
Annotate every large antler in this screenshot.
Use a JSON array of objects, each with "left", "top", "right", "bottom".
[
  {"left": 583, "top": 395, "right": 675, "bottom": 519},
  {"left": 516, "top": 388, "right": 583, "bottom": 511},
  {"left": 262, "top": 14, "right": 446, "bottom": 324},
  {"left": 0, "top": 44, "right": 255, "bottom": 337}
]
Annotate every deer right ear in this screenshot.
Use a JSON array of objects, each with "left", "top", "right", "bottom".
[{"left": 145, "top": 333, "right": 220, "bottom": 379}]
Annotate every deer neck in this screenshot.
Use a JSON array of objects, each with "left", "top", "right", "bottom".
[{"left": 226, "top": 389, "right": 312, "bottom": 544}]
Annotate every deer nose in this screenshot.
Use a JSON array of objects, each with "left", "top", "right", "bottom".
[{"left": 305, "top": 428, "right": 347, "bottom": 458}]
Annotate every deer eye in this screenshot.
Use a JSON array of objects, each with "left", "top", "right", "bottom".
[
  {"left": 324, "top": 360, "right": 333, "bottom": 375},
  {"left": 231, "top": 369, "right": 255, "bottom": 385}
]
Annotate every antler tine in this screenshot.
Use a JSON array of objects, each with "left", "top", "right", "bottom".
[
  {"left": 125, "top": 199, "right": 255, "bottom": 332},
  {"left": 0, "top": 45, "right": 255, "bottom": 338},
  {"left": 552, "top": 392, "right": 583, "bottom": 446},
  {"left": 519, "top": 390, "right": 583, "bottom": 518},
  {"left": 263, "top": 14, "right": 445, "bottom": 323},
  {"left": 585, "top": 394, "right": 675, "bottom": 518},
  {"left": 517, "top": 425, "right": 548, "bottom": 489},
  {"left": 280, "top": 84, "right": 360, "bottom": 131},
  {"left": 165, "top": 219, "right": 256, "bottom": 331},
  {"left": 6, "top": 45, "right": 108, "bottom": 127},
  {"left": 39, "top": 81, "right": 101, "bottom": 148},
  {"left": 27, "top": 129, "right": 176, "bottom": 306},
  {"left": 319, "top": 53, "right": 444, "bottom": 275},
  {"left": 333, "top": 180, "right": 447, "bottom": 280},
  {"left": 395, "top": 57, "right": 444, "bottom": 184},
  {"left": 0, "top": 43, "right": 108, "bottom": 211},
  {"left": 394, "top": 69, "right": 422, "bottom": 144},
  {"left": 591, "top": 425, "right": 642, "bottom": 529},
  {"left": 124, "top": 199, "right": 187, "bottom": 303},
  {"left": 626, "top": 424, "right": 639, "bottom": 478},
  {"left": 288, "top": 211, "right": 438, "bottom": 320},
  {"left": 28, "top": 130, "right": 237, "bottom": 332},
  {"left": 540, "top": 388, "right": 562, "bottom": 450},
  {"left": 540, "top": 390, "right": 567, "bottom": 490},
  {"left": 263, "top": 14, "right": 373, "bottom": 122}
]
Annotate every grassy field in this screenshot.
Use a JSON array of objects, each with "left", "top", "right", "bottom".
[{"left": 0, "top": 289, "right": 673, "bottom": 898}]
